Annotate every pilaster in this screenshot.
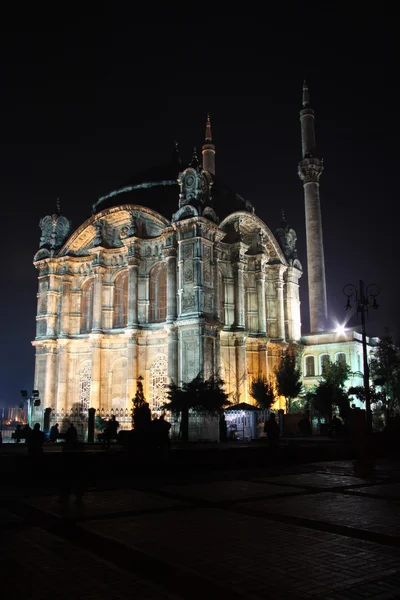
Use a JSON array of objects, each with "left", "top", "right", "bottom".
[
  {"left": 127, "top": 256, "right": 139, "bottom": 327},
  {"left": 163, "top": 247, "right": 177, "bottom": 322},
  {"left": 92, "top": 266, "right": 105, "bottom": 333}
]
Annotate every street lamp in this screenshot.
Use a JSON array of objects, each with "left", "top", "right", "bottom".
[
  {"left": 343, "top": 280, "right": 380, "bottom": 435},
  {"left": 20, "top": 389, "right": 41, "bottom": 426}
]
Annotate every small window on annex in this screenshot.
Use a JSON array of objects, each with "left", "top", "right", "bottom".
[
  {"left": 336, "top": 352, "right": 346, "bottom": 367},
  {"left": 305, "top": 356, "right": 315, "bottom": 377},
  {"left": 149, "top": 263, "right": 167, "bottom": 323},
  {"left": 320, "top": 354, "right": 330, "bottom": 375},
  {"left": 80, "top": 279, "right": 94, "bottom": 334}
]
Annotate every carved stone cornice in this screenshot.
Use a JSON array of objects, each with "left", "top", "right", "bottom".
[
  {"left": 92, "top": 265, "right": 106, "bottom": 276},
  {"left": 298, "top": 157, "right": 324, "bottom": 183},
  {"left": 127, "top": 256, "right": 140, "bottom": 268},
  {"left": 162, "top": 247, "right": 177, "bottom": 259}
]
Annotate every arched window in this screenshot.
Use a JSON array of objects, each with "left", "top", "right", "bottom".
[
  {"left": 80, "top": 279, "right": 94, "bottom": 333},
  {"left": 78, "top": 362, "right": 91, "bottom": 412},
  {"left": 305, "top": 356, "right": 315, "bottom": 377},
  {"left": 113, "top": 271, "right": 128, "bottom": 328},
  {"left": 320, "top": 354, "right": 330, "bottom": 375},
  {"left": 150, "top": 355, "right": 168, "bottom": 411},
  {"left": 218, "top": 271, "right": 225, "bottom": 324},
  {"left": 357, "top": 353, "right": 361, "bottom": 372},
  {"left": 149, "top": 263, "right": 167, "bottom": 323},
  {"left": 336, "top": 353, "right": 346, "bottom": 367}
]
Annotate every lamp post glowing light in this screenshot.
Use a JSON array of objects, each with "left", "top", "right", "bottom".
[{"left": 343, "top": 280, "right": 380, "bottom": 435}]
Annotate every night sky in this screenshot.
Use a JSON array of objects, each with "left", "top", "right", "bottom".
[{"left": 0, "top": 10, "right": 395, "bottom": 408}]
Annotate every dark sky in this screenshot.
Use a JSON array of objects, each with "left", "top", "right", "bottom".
[{"left": 0, "top": 9, "right": 396, "bottom": 408}]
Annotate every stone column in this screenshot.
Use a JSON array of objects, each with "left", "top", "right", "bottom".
[
  {"left": 256, "top": 271, "right": 266, "bottom": 335},
  {"left": 166, "top": 324, "right": 178, "bottom": 384},
  {"left": 92, "top": 267, "right": 105, "bottom": 333},
  {"left": 127, "top": 257, "right": 139, "bottom": 327},
  {"left": 89, "top": 335, "right": 102, "bottom": 410},
  {"left": 46, "top": 266, "right": 60, "bottom": 338},
  {"left": 276, "top": 271, "right": 285, "bottom": 341},
  {"left": 235, "top": 334, "right": 247, "bottom": 402},
  {"left": 56, "top": 341, "right": 69, "bottom": 411},
  {"left": 213, "top": 254, "right": 220, "bottom": 321},
  {"left": 285, "top": 266, "right": 302, "bottom": 341},
  {"left": 164, "top": 248, "right": 177, "bottom": 322},
  {"left": 127, "top": 334, "right": 138, "bottom": 400},
  {"left": 45, "top": 341, "right": 57, "bottom": 410},
  {"left": 234, "top": 262, "right": 245, "bottom": 329},
  {"left": 60, "top": 275, "right": 73, "bottom": 337}
]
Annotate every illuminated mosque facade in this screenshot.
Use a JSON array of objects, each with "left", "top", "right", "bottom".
[{"left": 31, "top": 83, "right": 367, "bottom": 424}]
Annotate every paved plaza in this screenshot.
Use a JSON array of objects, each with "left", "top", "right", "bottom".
[{"left": 1, "top": 459, "right": 400, "bottom": 599}]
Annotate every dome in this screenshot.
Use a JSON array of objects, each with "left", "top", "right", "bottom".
[{"left": 92, "top": 161, "right": 254, "bottom": 221}]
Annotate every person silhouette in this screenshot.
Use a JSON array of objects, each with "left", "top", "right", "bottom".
[
  {"left": 264, "top": 413, "right": 280, "bottom": 450},
  {"left": 49, "top": 423, "right": 59, "bottom": 443},
  {"left": 27, "top": 423, "right": 45, "bottom": 456}
]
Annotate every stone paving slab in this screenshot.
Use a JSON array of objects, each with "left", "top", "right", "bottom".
[
  {"left": 0, "top": 526, "right": 183, "bottom": 599},
  {"left": 81, "top": 507, "right": 400, "bottom": 598},
  {"left": 346, "top": 481, "right": 400, "bottom": 500},
  {"left": 24, "top": 488, "right": 188, "bottom": 520},
  {"left": 258, "top": 472, "right": 370, "bottom": 488},
  {"left": 234, "top": 492, "right": 400, "bottom": 537},
  {"left": 161, "top": 479, "right": 306, "bottom": 502}
]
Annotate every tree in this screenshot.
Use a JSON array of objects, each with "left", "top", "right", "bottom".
[
  {"left": 250, "top": 377, "right": 276, "bottom": 410},
  {"left": 369, "top": 331, "right": 400, "bottom": 420},
  {"left": 275, "top": 345, "right": 302, "bottom": 413},
  {"left": 131, "top": 376, "right": 151, "bottom": 431},
  {"left": 309, "top": 358, "right": 351, "bottom": 424},
  {"left": 161, "top": 374, "right": 230, "bottom": 442}
]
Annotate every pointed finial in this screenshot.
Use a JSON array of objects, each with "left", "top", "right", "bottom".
[
  {"left": 56, "top": 197, "right": 61, "bottom": 215},
  {"left": 191, "top": 146, "right": 199, "bottom": 166},
  {"left": 173, "top": 140, "right": 182, "bottom": 164},
  {"left": 302, "top": 80, "right": 310, "bottom": 108},
  {"left": 205, "top": 113, "right": 212, "bottom": 142}
]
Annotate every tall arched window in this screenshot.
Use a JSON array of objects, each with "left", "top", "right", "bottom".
[
  {"left": 80, "top": 279, "right": 94, "bottom": 333},
  {"left": 149, "top": 263, "right": 167, "bottom": 323},
  {"left": 113, "top": 271, "right": 128, "bottom": 328},
  {"left": 305, "top": 356, "right": 315, "bottom": 377},
  {"left": 320, "top": 354, "right": 330, "bottom": 375},
  {"left": 336, "top": 353, "right": 346, "bottom": 367},
  {"left": 78, "top": 362, "right": 91, "bottom": 412},
  {"left": 150, "top": 355, "right": 168, "bottom": 411},
  {"left": 218, "top": 271, "right": 225, "bottom": 324}
]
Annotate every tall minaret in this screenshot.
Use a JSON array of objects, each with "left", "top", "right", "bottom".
[
  {"left": 202, "top": 113, "right": 215, "bottom": 175},
  {"left": 298, "top": 81, "right": 328, "bottom": 332}
]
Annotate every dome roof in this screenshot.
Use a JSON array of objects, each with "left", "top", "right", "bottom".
[{"left": 92, "top": 161, "right": 254, "bottom": 221}]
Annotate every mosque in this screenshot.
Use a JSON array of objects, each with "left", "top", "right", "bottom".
[{"left": 31, "top": 83, "right": 371, "bottom": 432}]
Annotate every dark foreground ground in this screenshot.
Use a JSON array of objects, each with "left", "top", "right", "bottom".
[{"left": 1, "top": 442, "right": 400, "bottom": 599}]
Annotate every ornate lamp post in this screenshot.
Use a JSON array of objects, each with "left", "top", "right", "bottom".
[{"left": 343, "top": 281, "right": 380, "bottom": 435}]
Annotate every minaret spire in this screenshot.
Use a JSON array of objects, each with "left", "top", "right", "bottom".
[
  {"left": 202, "top": 113, "right": 216, "bottom": 175},
  {"left": 298, "top": 81, "right": 328, "bottom": 332},
  {"left": 302, "top": 79, "right": 310, "bottom": 108}
]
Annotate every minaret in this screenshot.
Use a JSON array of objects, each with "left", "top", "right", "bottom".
[
  {"left": 298, "top": 81, "right": 328, "bottom": 332},
  {"left": 202, "top": 113, "right": 215, "bottom": 175}
]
